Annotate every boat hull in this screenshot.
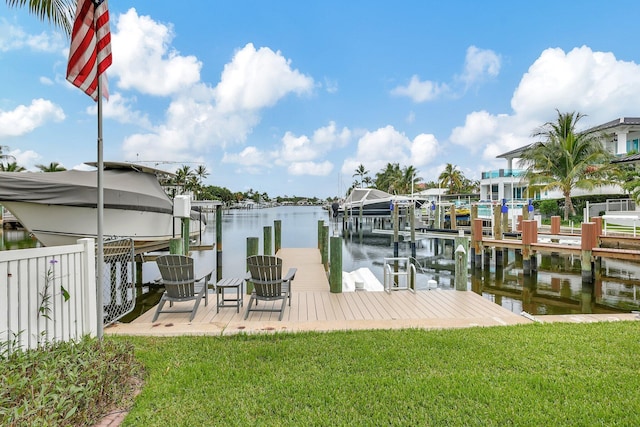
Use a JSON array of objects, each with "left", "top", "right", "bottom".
[{"left": 2, "top": 201, "right": 205, "bottom": 247}]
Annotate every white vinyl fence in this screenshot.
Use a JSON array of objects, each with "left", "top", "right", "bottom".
[{"left": 0, "top": 238, "right": 97, "bottom": 354}]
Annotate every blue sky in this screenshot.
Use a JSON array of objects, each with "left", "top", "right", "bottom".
[{"left": 2, "top": 1, "right": 640, "bottom": 199}]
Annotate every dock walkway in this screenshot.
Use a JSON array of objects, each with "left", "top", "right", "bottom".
[{"left": 105, "top": 248, "right": 638, "bottom": 337}]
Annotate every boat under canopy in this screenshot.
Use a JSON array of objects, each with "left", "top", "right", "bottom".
[
  {"left": 340, "top": 188, "right": 425, "bottom": 216},
  {"left": 0, "top": 162, "right": 204, "bottom": 247}
]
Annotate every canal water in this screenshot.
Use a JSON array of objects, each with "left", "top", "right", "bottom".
[{"left": 3, "top": 205, "right": 640, "bottom": 318}]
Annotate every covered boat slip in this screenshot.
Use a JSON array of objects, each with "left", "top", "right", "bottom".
[{"left": 107, "top": 248, "right": 540, "bottom": 337}]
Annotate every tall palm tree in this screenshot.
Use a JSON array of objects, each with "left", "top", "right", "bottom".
[
  {"left": 520, "top": 110, "right": 613, "bottom": 220},
  {"left": 36, "top": 161, "right": 66, "bottom": 172},
  {"left": 438, "top": 163, "right": 464, "bottom": 194},
  {"left": 352, "top": 164, "right": 369, "bottom": 189},
  {"left": 6, "top": 0, "right": 76, "bottom": 36},
  {"left": 195, "top": 165, "right": 209, "bottom": 185}
]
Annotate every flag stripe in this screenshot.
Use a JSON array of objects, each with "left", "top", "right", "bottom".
[{"left": 66, "top": 0, "right": 112, "bottom": 101}]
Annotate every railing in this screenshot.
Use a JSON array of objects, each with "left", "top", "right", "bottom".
[
  {"left": 481, "top": 169, "right": 526, "bottom": 180},
  {"left": 1, "top": 239, "right": 97, "bottom": 354},
  {"left": 383, "top": 257, "right": 416, "bottom": 293}
]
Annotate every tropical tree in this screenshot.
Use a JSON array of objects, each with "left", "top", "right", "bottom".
[
  {"left": 520, "top": 110, "right": 614, "bottom": 220},
  {"left": 375, "top": 163, "right": 402, "bottom": 193},
  {"left": 352, "top": 164, "right": 369, "bottom": 188},
  {"left": 36, "top": 161, "right": 66, "bottom": 172},
  {"left": 0, "top": 161, "right": 26, "bottom": 172},
  {"left": 6, "top": 0, "right": 76, "bottom": 36},
  {"left": 438, "top": 163, "right": 464, "bottom": 193},
  {"left": 195, "top": 165, "right": 209, "bottom": 185}
]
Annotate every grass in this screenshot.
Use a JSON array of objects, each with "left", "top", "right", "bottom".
[
  {"left": 3, "top": 322, "right": 639, "bottom": 426},
  {"left": 119, "top": 322, "right": 640, "bottom": 426}
]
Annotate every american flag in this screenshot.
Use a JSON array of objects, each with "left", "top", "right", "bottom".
[{"left": 66, "top": 0, "right": 112, "bottom": 101}]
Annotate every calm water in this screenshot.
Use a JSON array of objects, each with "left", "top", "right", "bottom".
[{"left": 4, "top": 205, "right": 640, "bottom": 316}]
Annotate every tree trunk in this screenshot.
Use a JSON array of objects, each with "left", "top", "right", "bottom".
[{"left": 563, "top": 192, "right": 574, "bottom": 221}]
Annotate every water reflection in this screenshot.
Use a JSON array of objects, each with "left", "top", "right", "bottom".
[{"left": 339, "top": 220, "right": 640, "bottom": 316}]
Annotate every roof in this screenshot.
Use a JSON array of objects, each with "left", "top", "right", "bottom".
[
  {"left": 585, "top": 117, "right": 640, "bottom": 134},
  {"left": 611, "top": 153, "right": 640, "bottom": 164}
]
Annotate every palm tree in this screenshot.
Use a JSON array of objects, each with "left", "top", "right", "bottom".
[
  {"left": 174, "top": 165, "right": 194, "bottom": 194},
  {"left": 6, "top": 0, "right": 76, "bottom": 36},
  {"left": 0, "top": 161, "right": 26, "bottom": 172},
  {"left": 438, "top": 163, "right": 464, "bottom": 194},
  {"left": 520, "top": 110, "right": 613, "bottom": 220},
  {"left": 352, "top": 164, "right": 369, "bottom": 189},
  {"left": 36, "top": 161, "right": 66, "bottom": 172},
  {"left": 195, "top": 165, "right": 209, "bottom": 185},
  {"left": 375, "top": 163, "right": 402, "bottom": 193}
]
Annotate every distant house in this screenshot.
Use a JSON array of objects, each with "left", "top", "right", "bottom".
[{"left": 479, "top": 117, "right": 640, "bottom": 202}]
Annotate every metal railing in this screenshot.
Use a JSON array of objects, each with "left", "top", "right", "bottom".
[{"left": 383, "top": 257, "right": 416, "bottom": 293}]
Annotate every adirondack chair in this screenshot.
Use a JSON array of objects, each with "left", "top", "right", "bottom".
[
  {"left": 152, "top": 255, "right": 212, "bottom": 322},
  {"left": 244, "top": 255, "right": 296, "bottom": 321}
]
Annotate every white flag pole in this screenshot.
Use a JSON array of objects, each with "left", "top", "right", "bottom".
[{"left": 96, "top": 77, "right": 105, "bottom": 338}]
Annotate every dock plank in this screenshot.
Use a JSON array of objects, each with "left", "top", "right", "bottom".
[{"left": 105, "top": 248, "right": 637, "bottom": 337}]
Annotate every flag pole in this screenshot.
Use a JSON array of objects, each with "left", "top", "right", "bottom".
[{"left": 96, "top": 78, "right": 105, "bottom": 339}]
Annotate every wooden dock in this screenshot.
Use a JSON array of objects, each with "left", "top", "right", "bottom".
[{"left": 105, "top": 248, "right": 638, "bottom": 337}]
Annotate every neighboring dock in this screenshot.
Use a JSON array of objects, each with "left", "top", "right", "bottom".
[{"left": 105, "top": 248, "right": 638, "bottom": 337}]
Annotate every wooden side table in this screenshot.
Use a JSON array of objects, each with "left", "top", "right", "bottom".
[{"left": 215, "top": 277, "right": 244, "bottom": 313}]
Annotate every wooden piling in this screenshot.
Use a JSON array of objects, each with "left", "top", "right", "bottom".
[
  {"left": 493, "top": 204, "right": 503, "bottom": 267},
  {"left": 322, "top": 225, "right": 329, "bottom": 271},
  {"left": 581, "top": 222, "right": 597, "bottom": 284},
  {"left": 246, "top": 237, "right": 259, "bottom": 293},
  {"left": 274, "top": 220, "right": 282, "bottom": 253},
  {"left": 216, "top": 205, "right": 223, "bottom": 281},
  {"left": 263, "top": 225, "right": 272, "bottom": 255},
  {"left": 181, "top": 217, "right": 190, "bottom": 255},
  {"left": 329, "top": 236, "right": 342, "bottom": 293},
  {"left": 318, "top": 220, "right": 324, "bottom": 250},
  {"left": 472, "top": 218, "right": 483, "bottom": 268},
  {"left": 450, "top": 204, "right": 457, "bottom": 230},
  {"left": 521, "top": 220, "right": 537, "bottom": 276},
  {"left": 169, "top": 237, "right": 183, "bottom": 255},
  {"left": 455, "top": 233, "right": 468, "bottom": 290}
]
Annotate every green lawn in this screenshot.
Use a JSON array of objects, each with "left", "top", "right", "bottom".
[{"left": 119, "top": 322, "right": 640, "bottom": 426}]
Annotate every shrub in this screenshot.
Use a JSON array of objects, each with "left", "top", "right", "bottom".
[{"left": 0, "top": 336, "right": 144, "bottom": 426}]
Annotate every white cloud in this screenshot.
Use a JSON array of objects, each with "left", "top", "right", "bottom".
[
  {"left": 459, "top": 46, "right": 501, "bottom": 88},
  {"left": 214, "top": 43, "right": 314, "bottom": 113},
  {"left": 288, "top": 161, "right": 333, "bottom": 176},
  {"left": 115, "top": 9, "right": 316, "bottom": 163},
  {"left": 7, "top": 148, "right": 40, "bottom": 170},
  {"left": 341, "top": 126, "right": 440, "bottom": 177},
  {"left": 447, "top": 45, "right": 640, "bottom": 171},
  {"left": 111, "top": 8, "right": 202, "bottom": 96},
  {"left": 0, "top": 99, "right": 65, "bottom": 138},
  {"left": 87, "top": 93, "right": 152, "bottom": 129},
  {"left": 391, "top": 75, "right": 449, "bottom": 103},
  {"left": 0, "top": 18, "right": 64, "bottom": 53}
]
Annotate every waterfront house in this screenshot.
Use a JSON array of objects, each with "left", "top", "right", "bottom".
[{"left": 479, "top": 117, "right": 640, "bottom": 202}]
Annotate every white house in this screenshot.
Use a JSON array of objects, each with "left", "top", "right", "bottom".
[{"left": 479, "top": 117, "right": 640, "bottom": 202}]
